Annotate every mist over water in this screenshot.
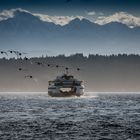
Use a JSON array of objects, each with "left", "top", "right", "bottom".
[
  {"left": 0, "top": 93, "right": 140, "bottom": 139},
  {"left": 1, "top": 54, "right": 140, "bottom": 92}
]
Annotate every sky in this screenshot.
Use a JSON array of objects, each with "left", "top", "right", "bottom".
[{"left": 0, "top": 0, "right": 140, "bottom": 17}]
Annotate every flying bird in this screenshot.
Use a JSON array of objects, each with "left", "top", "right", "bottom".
[
  {"left": 18, "top": 68, "right": 23, "bottom": 71},
  {"left": 46, "top": 63, "right": 56, "bottom": 68},
  {"left": 18, "top": 67, "right": 28, "bottom": 71},
  {"left": 24, "top": 76, "right": 38, "bottom": 83},
  {"left": 8, "top": 50, "right": 27, "bottom": 57},
  {"left": 24, "top": 57, "right": 33, "bottom": 64},
  {"left": 14, "top": 51, "right": 27, "bottom": 57},
  {"left": 8, "top": 50, "right": 13, "bottom": 54},
  {"left": 8, "top": 50, "right": 17, "bottom": 54},
  {"left": 25, "top": 75, "right": 33, "bottom": 79},
  {"left": 24, "top": 57, "right": 29, "bottom": 61},
  {"left": 77, "top": 68, "right": 80, "bottom": 71},
  {"left": 0, "top": 51, "right": 8, "bottom": 56},
  {"left": 18, "top": 52, "right": 27, "bottom": 56},
  {"left": 35, "top": 62, "right": 44, "bottom": 66}
]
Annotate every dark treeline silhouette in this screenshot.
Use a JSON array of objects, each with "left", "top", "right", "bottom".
[{"left": 0, "top": 53, "right": 140, "bottom": 92}]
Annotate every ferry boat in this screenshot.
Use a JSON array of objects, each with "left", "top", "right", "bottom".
[{"left": 48, "top": 74, "right": 84, "bottom": 97}]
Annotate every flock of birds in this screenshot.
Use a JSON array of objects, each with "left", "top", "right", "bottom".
[
  {"left": 1, "top": 50, "right": 27, "bottom": 57},
  {"left": 0, "top": 50, "right": 81, "bottom": 80}
]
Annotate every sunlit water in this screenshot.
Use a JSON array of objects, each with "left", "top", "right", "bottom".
[{"left": 0, "top": 93, "right": 140, "bottom": 140}]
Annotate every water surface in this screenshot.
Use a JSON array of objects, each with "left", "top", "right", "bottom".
[{"left": 0, "top": 93, "right": 140, "bottom": 140}]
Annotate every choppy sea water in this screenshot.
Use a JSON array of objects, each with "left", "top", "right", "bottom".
[{"left": 0, "top": 93, "right": 140, "bottom": 140}]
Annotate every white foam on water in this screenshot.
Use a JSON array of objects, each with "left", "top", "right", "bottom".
[{"left": 80, "top": 92, "right": 98, "bottom": 99}]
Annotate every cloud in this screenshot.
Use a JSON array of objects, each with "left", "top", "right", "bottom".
[
  {"left": 34, "top": 14, "right": 84, "bottom": 26},
  {"left": 87, "top": 11, "right": 96, "bottom": 16},
  {"left": 0, "top": 8, "right": 30, "bottom": 21},
  {"left": 0, "top": 9, "right": 14, "bottom": 21},
  {"left": 0, "top": 8, "right": 84, "bottom": 26},
  {"left": 95, "top": 12, "right": 140, "bottom": 28}
]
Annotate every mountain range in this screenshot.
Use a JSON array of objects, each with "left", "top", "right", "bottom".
[{"left": 0, "top": 8, "right": 140, "bottom": 56}]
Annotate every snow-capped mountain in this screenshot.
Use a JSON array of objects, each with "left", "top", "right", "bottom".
[
  {"left": 1, "top": 8, "right": 140, "bottom": 27},
  {"left": 95, "top": 12, "right": 140, "bottom": 28},
  {"left": 0, "top": 8, "right": 140, "bottom": 55},
  {"left": 0, "top": 8, "right": 84, "bottom": 26}
]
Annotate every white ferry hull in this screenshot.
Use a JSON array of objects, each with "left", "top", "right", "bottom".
[{"left": 48, "top": 86, "right": 84, "bottom": 97}]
